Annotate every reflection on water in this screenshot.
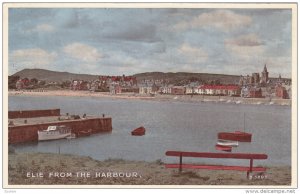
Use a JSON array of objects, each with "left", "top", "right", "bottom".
[{"left": 9, "top": 95, "right": 291, "bottom": 166}]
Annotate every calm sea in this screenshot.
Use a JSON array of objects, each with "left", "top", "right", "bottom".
[{"left": 9, "top": 95, "right": 291, "bottom": 166}]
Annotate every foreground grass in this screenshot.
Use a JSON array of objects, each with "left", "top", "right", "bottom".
[{"left": 8, "top": 152, "right": 291, "bottom": 185}]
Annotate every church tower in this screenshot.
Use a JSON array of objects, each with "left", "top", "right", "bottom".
[{"left": 261, "top": 64, "right": 269, "bottom": 84}]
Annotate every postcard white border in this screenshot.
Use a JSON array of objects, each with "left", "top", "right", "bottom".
[{"left": 2, "top": 2, "right": 298, "bottom": 189}]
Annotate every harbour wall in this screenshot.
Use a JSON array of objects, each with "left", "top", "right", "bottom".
[
  {"left": 8, "top": 117, "right": 112, "bottom": 144},
  {"left": 8, "top": 109, "right": 60, "bottom": 119}
]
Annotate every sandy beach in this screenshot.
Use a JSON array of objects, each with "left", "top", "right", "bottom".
[
  {"left": 9, "top": 90, "right": 153, "bottom": 99},
  {"left": 8, "top": 90, "right": 291, "bottom": 106},
  {"left": 8, "top": 152, "right": 291, "bottom": 185}
]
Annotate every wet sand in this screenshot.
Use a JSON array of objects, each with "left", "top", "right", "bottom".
[{"left": 8, "top": 152, "right": 291, "bottom": 185}]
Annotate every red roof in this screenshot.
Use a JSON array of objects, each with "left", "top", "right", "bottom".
[{"left": 199, "top": 85, "right": 240, "bottom": 90}]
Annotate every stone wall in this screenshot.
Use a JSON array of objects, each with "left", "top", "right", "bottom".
[{"left": 8, "top": 109, "right": 60, "bottom": 119}]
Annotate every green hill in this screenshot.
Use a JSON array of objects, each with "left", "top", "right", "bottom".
[{"left": 12, "top": 69, "right": 99, "bottom": 82}]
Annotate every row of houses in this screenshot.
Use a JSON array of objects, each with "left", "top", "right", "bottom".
[
  {"left": 69, "top": 76, "right": 289, "bottom": 99},
  {"left": 139, "top": 83, "right": 290, "bottom": 99},
  {"left": 139, "top": 84, "right": 241, "bottom": 96},
  {"left": 99, "top": 75, "right": 137, "bottom": 87},
  {"left": 70, "top": 75, "right": 138, "bottom": 92},
  {"left": 14, "top": 71, "right": 289, "bottom": 99}
]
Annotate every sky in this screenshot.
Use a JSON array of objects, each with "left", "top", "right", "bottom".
[{"left": 8, "top": 8, "right": 292, "bottom": 78}]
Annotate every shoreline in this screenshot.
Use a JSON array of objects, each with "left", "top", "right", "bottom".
[
  {"left": 8, "top": 152, "right": 291, "bottom": 185},
  {"left": 8, "top": 90, "right": 291, "bottom": 106}
]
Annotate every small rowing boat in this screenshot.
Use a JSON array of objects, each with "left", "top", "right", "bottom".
[
  {"left": 217, "top": 140, "right": 239, "bottom": 147},
  {"left": 131, "top": 126, "right": 146, "bottom": 136},
  {"left": 215, "top": 144, "right": 232, "bottom": 152},
  {"left": 76, "top": 129, "right": 92, "bottom": 137}
]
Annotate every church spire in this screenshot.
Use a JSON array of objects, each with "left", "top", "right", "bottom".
[
  {"left": 263, "top": 64, "right": 268, "bottom": 72},
  {"left": 261, "top": 64, "right": 269, "bottom": 85}
]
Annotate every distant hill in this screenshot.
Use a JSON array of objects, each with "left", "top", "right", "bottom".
[
  {"left": 12, "top": 69, "right": 99, "bottom": 82},
  {"left": 12, "top": 69, "right": 242, "bottom": 84},
  {"left": 133, "top": 72, "right": 241, "bottom": 85}
]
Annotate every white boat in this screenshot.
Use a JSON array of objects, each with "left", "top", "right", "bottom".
[
  {"left": 66, "top": 133, "right": 76, "bottom": 139},
  {"left": 217, "top": 139, "right": 239, "bottom": 147},
  {"left": 38, "top": 125, "right": 72, "bottom": 141}
]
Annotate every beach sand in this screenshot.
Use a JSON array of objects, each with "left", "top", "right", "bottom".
[{"left": 8, "top": 152, "right": 291, "bottom": 186}]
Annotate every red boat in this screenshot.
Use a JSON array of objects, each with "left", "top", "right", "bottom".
[
  {"left": 215, "top": 144, "right": 232, "bottom": 152},
  {"left": 218, "top": 131, "right": 252, "bottom": 142},
  {"left": 131, "top": 126, "right": 146, "bottom": 136}
]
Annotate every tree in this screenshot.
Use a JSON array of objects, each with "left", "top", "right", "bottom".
[
  {"left": 23, "top": 78, "right": 30, "bottom": 86},
  {"left": 8, "top": 75, "right": 20, "bottom": 89},
  {"left": 38, "top": 80, "right": 46, "bottom": 86},
  {"left": 61, "top": 80, "right": 71, "bottom": 88},
  {"left": 215, "top": 80, "right": 221, "bottom": 85},
  {"left": 30, "top": 78, "right": 38, "bottom": 85}
]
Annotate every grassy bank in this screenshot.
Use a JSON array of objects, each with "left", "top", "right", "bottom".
[{"left": 8, "top": 152, "right": 291, "bottom": 185}]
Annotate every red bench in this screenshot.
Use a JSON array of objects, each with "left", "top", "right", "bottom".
[{"left": 165, "top": 151, "right": 268, "bottom": 178}]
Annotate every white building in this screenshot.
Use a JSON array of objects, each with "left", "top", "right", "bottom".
[
  {"left": 159, "top": 86, "right": 172, "bottom": 94},
  {"left": 185, "top": 87, "right": 194, "bottom": 94}
]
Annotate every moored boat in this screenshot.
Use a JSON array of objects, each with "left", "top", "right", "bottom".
[
  {"left": 218, "top": 113, "right": 252, "bottom": 142},
  {"left": 217, "top": 140, "right": 239, "bottom": 147},
  {"left": 66, "top": 133, "right": 76, "bottom": 139},
  {"left": 218, "top": 131, "right": 252, "bottom": 142},
  {"left": 131, "top": 126, "right": 146, "bottom": 136},
  {"left": 76, "top": 129, "right": 92, "bottom": 137},
  {"left": 215, "top": 144, "right": 232, "bottom": 152},
  {"left": 38, "top": 125, "right": 72, "bottom": 141}
]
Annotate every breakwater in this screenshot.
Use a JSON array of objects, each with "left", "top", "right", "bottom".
[
  {"left": 9, "top": 117, "right": 112, "bottom": 144},
  {"left": 8, "top": 109, "right": 60, "bottom": 119}
]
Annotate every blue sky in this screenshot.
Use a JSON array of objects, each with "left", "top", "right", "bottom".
[{"left": 9, "top": 8, "right": 292, "bottom": 78}]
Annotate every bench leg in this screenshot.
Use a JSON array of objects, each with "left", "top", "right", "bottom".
[
  {"left": 247, "top": 159, "right": 253, "bottom": 179},
  {"left": 179, "top": 154, "right": 182, "bottom": 173},
  {"left": 247, "top": 171, "right": 251, "bottom": 179}
]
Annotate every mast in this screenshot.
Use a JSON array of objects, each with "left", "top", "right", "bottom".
[{"left": 243, "top": 112, "right": 246, "bottom": 132}]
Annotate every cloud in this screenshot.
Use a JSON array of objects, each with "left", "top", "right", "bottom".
[
  {"left": 225, "top": 34, "right": 264, "bottom": 46},
  {"left": 8, "top": 9, "right": 291, "bottom": 77},
  {"left": 103, "top": 23, "right": 160, "bottom": 43},
  {"left": 63, "top": 43, "right": 103, "bottom": 63},
  {"left": 175, "top": 10, "right": 252, "bottom": 32},
  {"left": 10, "top": 48, "right": 57, "bottom": 67},
  {"left": 178, "top": 43, "right": 208, "bottom": 63},
  {"left": 32, "top": 24, "right": 55, "bottom": 32},
  {"left": 225, "top": 34, "right": 265, "bottom": 57}
]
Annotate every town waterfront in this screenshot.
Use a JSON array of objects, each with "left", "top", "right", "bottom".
[{"left": 9, "top": 95, "right": 291, "bottom": 166}]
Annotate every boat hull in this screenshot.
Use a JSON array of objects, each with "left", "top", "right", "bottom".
[
  {"left": 217, "top": 140, "right": 239, "bottom": 147},
  {"left": 76, "top": 129, "right": 92, "bottom": 137},
  {"left": 131, "top": 126, "right": 146, "bottom": 136},
  {"left": 215, "top": 144, "right": 232, "bottom": 152},
  {"left": 38, "top": 131, "right": 72, "bottom": 141},
  {"left": 218, "top": 131, "right": 252, "bottom": 142}
]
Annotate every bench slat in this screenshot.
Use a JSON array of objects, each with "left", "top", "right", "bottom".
[
  {"left": 166, "top": 151, "right": 267, "bottom": 160},
  {"left": 165, "top": 164, "right": 267, "bottom": 172}
]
